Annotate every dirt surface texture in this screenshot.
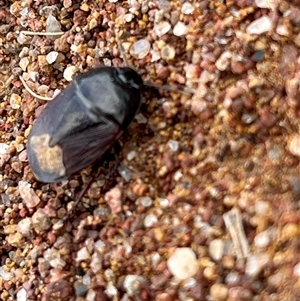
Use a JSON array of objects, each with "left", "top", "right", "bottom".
[{"left": 0, "top": 0, "right": 300, "bottom": 301}]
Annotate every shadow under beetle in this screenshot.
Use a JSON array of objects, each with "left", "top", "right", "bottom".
[{"left": 27, "top": 66, "right": 143, "bottom": 183}]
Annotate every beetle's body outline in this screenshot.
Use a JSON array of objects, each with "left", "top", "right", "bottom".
[{"left": 27, "top": 66, "right": 143, "bottom": 183}]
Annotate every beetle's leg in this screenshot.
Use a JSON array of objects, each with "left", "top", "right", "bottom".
[
  {"left": 61, "top": 172, "right": 96, "bottom": 222},
  {"left": 61, "top": 159, "right": 107, "bottom": 222},
  {"left": 61, "top": 141, "right": 122, "bottom": 222}
]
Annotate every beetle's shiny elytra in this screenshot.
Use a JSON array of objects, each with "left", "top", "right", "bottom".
[{"left": 27, "top": 66, "right": 143, "bottom": 183}]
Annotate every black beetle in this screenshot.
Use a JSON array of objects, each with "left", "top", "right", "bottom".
[{"left": 27, "top": 66, "right": 143, "bottom": 183}]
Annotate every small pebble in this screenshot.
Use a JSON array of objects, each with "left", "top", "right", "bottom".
[
  {"left": 184, "top": 64, "right": 200, "bottom": 80},
  {"left": 16, "top": 288, "right": 27, "bottom": 301},
  {"left": 144, "top": 214, "right": 158, "bottom": 228},
  {"left": 0, "top": 143, "right": 9, "bottom": 154},
  {"left": 135, "top": 113, "right": 147, "bottom": 124},
  {"left": 105, "top": 282, "right": 118, "bottom": 297},
  {"left": 167, "top": 248, "right": 199, "bottom": 280},
  {"left": 37, "top": 85, "right": 49, "bottom": 96},
  {"left": 29, "top": 71, "right": 39, "bottom": 82},
  {"left": 104, "top": 185, "right": 122, "bottom": 214},
  {"left": 245, "top": 253, "right": 270, "bottom": 278},
  {"left": 127, "top": 150, "right": 137, "bottom": 161},
  {"left": 246, "top": 16, "right": 272, "bottom": 35},
  {"left": 210, "top": 283, "right": 229, "bottom": 301},
  {"left": 17, "top": 32, "right": 30, "bottom": 44},
  {"left": 63, "top": 65, "right": 77, "bottom": 82},
  {"left": 255, "top": 0, "right": 277, "bottom": 10},
  {"left": 123, "top": 275, "right": 146, "bottom": 296},
  {"left": 19, "top": 57, "right": 29, "bottom": 71},
  {"left": 288, "top": 135, "right": 300, "bottom": 157},
  {"left": 203, "top": 266, "right": 218, "bottom": 281},
  {"left": 94, "top": 240, "right": 106, "bottom": 253},
  {"left": 76, "top": 246, "right": 91, "bottom": 262},
  {"left": 267, "top": 271, "right": 285, "bottom": 289},
  {"left": 161, "top": 44, "right": 175, "bottom": 60},
  {"left": 43, "top": 248, "right": 66, "bottom": 269},
  {"left": 83, "top": 274, "right": 91, "bottom": 286},
  {"left": 228, "top": 287, "right": 253, "bottom": 301},
  {"left": 13, "top": 161, "right": 24, "bottom": 174},
  {"left": 80, "top": 3, "right": 90, "bottom": 12},
  {"left": 276, "top": 23, "right": 290, "bottom": 37},
  {"left": 154, "top": 21, "right": 171, "bottom": 37},
  {"left": 18, "top": 181, "right": 41, "bottom": 208},
  {"left": 173, "top": 170, "right": 183, "bottom": 181},
  {"left": 124, "top": 13, "right": 134, "bottom": 22},
  {"left": 43, "top": 280, "right": 73, "bottom": 299},
  {"left": 17, "top": 218, "right": 33, "bottom": 238},
  {"left": 138, "top": 196, "right": 153, "bottom": 207},
  {"left": 209, "top": 239, "right": 225, "bottom": 261},
  {"left": 90, "top": 252, "right": 102, "bottom": 273},
  {"left": 32, "top": 209, "right": 51, "bottom": 233},
  {"left": 46, "top": 14, "right": 62, "bottom": 35},
  {"left": 252, "top": 50, "right": 265, "bottom": 62},
  {"left": 294, "top": 262, "right": 300, "bottom": 277},
  {"left": 225, "top": 272, "right": 240, "bottom": 286},
  {"left": 173, "top": 21, "right": 188, "bottom": 36},
  {"left": 118, "top": 164, "right": 132, "bottom": 182},
  {"left": 281, "top": 223, "right": 300, "bottom": 239},
  {"left": 0, "top": 266, "right": 14, "bottom": 281},
  {"left": 156, "top": 292, "right": 172, "bottom": 301},
  {"left": 7, "top": 232, "right": 25, "bottom": 248},
  {"left": 46, "top": 51, "right": 59, "bottom": 64},
  {"left": 74, "top": 282, "right": 88, "bottom": 297},
  {"left": 47, "top": 257, "right": 66, "bottom": 269},
  {"left": 181, "top": 2, "right": 195, "bottom": 15},
  {"left": 254, "top": 230, "right": 271, "bottom": 248},
  {"left": 86, "top": 289, "right": 96, "bottom": 301},
  {"left": 10, "top": 93, "right": 21, "bottom": 109},
  {"left": 216, "top": 51, "right": 232, "bottom": 71},
  {"left": 19, "top": 47, "right": 29, "bottom": 58},
  {"left": 130, "top": 39, "right": 151, "bottom": 59},
  {"left": 168, "top": 139, "right": 179, "bottom": 152},
  {"left": 151, "top": 49, "right": 161, "bottom": 62},
  {"left": 158, "top": 198, "right": 170, "bottom": 207},
  {"left": 255, "top": 200, "right": 270, "bottom": 215}
]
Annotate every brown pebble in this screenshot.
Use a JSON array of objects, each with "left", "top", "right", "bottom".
[{"left": 210, "top": 283, "right": 229, "bottom": 301}]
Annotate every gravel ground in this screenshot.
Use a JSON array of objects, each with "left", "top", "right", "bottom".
[{"left": 0, "top": 0, "right": 300, "bottom": 300}]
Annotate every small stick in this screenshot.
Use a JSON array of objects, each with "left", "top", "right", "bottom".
[
  {"left": 223, "top": 208, "right": 250, "bottom": 259},
  {"left": 115, "top": 28, "right": 130, "bottom": 67},
  {"left": 18, "top": 31, "right": 64, "bottom": 100},
  {"left": 20, "top": 30, "right": 64, "bottom": 36},
  {"left": 19, "top": 75, "right": 53, "bottom": 101}
]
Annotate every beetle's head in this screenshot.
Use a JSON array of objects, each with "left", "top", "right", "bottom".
[{"left": 116, "top": 67, "right": 143, "bottom": 90}]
